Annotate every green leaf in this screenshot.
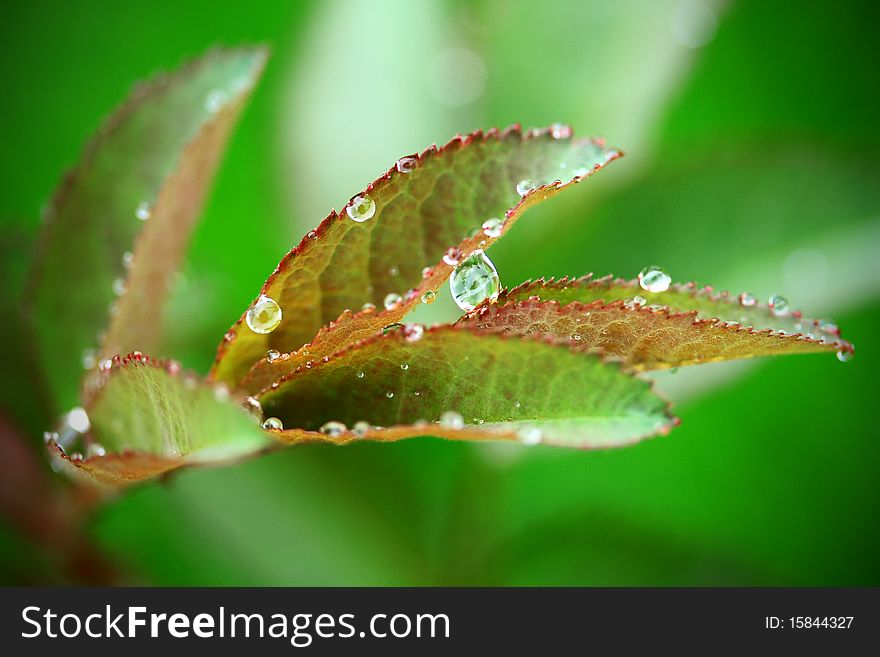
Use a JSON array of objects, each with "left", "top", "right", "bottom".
[
  {"left": 462, "top": 275, "right": 853, "bottom": 370},
  {"left": 257, "top": 325, "right": 676, "bottom": 449},
  {"left": 212, "top": 125, "right": 620, "bottom": 389},
  {"left": 26, "top": 46, "right": 268, "bottom": 412},
  {"left": 54, "top": 353, "right": 274, "bottom": 485}
]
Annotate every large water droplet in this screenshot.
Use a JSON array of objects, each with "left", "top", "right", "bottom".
[
  {"left": 320, "top": 421, "right": 347, "bottom": 437},
  {"left": 768, "top": 294, "right": 789, "bottom": 317},
  {"left": 440, "top": 411, "right": 464, "bottom": 429},
  {"left": 638, "top": 265, "right": 671, "bottom": 293},
  {"left": 346, "top": 194, "right": 376, "bottom": 222},
  {"left": 482, "top": 217, "right": 503, "bottom": 238},
  {"left": 383, "top": 292, "right": 403, "bottom": 310},
  {"left": 516, "top": 179, "right": 536, "bottom": 196},
  {"left": 246, "top": 295, "right": 282, "bottom": 334},
  {"left": 396, "top": 156, "right": 418, "bottom": 173},
  {"left": 449, "top": 249, "right": 500, "bottom": 312},
  {"left": 135, "top": 201, "right": 152, "bottom": 221},
  {"left": 262, "top": 417, "right": 283, "bottom": 431}
]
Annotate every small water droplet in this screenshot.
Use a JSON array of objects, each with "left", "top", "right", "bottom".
[
  {"left": 353, "top": 420, "right": 370, "bottom": 437},
  {"left": 356, "top": 370, "right": 365, "bottom": 379},
  {"left": 383, "top": 292, "right": 403, "bottom": 310},
  {"left": 242, "top": 396, "right": 262, "bottom": 418},
  {"left": 414, "top": 390, "right": 420, "bottom": 396},
  {"left": 396, "top": 156, "right": 418, "bottom": 173},
  {"left": 440, "top": 411, "right": 464, "bottom": 429},
  {"left": 514, "top": 401, "right": 521, "bottom": 409},
  {"left": 768, "top": 294, "right": 789, "bottom": 317},
  {"left": 383, "top": 322, "right": 404, "bottom": 334},
  {"left": 267, "top": 349, "right": 281, "bottom": 362},
  {"left": 346, "top": 194, "right": 376, "bottom": 222},
  {"left": 421, "top": 290, "right": 436, "bottom": 304},
  {"left": 400, "top": 362, "right": 409, "bottom": 370},
  {"left": 819, "top": 319, "right": 840, "bottom": 336},
  {"left": 67, "top": 407, "right": 90, "bottom": 433},
  {"left": 87, "top": 442, "right": 106, "bottom": 458},
  {"left": 135, "top": 201, "right": 152, "bottom": 221},
  {"left": 516, "top": 179, "right": 537, "bottom": 196},
  {"left": 550, "top": 122, "right": 572, "bottom": 139},
  {"left": 204, "top": 89, "right": 229, "bottom": 114},
  {"left": 739, "top": 292, "right": 757, "bottom": 307},
  {"left": 404, "top": 323, "right": 424, "bottom": 342},
  {"left": 361, "top": 302, "right": 376, "bottom": 313},
  {"left": 307, "top": 230, "right": 318, "bottom": 240},
  {"left": 633, "top": 295, "right": 647, "bottom": 306},
  {"left": 449, "top": 249, "right": 500, "bottom": 312},
  {"left": 837, "top": 349, "right": 853, "bottom": 363},
  {"left": 246, "top": 295, "right": 282, "bottom": 334},
  {"left": 482, "top": 217, "right": 503, "bottom": 238},
  {"left": 121, "top": 251, "right": 134, "bottom": 270},
  {"left": 518, "top": 425, "right": 543, "bottom": 445},
  {"left": 421, "top": 266, "right": 434, "bottom": 279},
  {"left": 262, "top": 417, "right": 283, "bottom": 431},
  {"left": 638, "top": 265, "right": 671, "bottom": 293},
  {"left": 112, "top": 277, "right": 127, "bottom": 296},
  {"left": 443, "top": 247, "right": 462, "bottom": 266},
  {"left": 43, "top": 431, "right": 59, "bottom": 445},
  {"left": 385, "top": 390, "right": 394, "bottom": 398},
  {"left": 213, "top": 384, "right": 230, "bottom": 402},
  {"left": 98, "top": 358, "right": 113, "bottom": 372},
  {"left": 81, "top": 348, "right": 96, "bottom": 370},
  {"left": 320, "top": 420, "right": 347, "bottom": 436},
  {"left": 388, "top": 265, "right": 399, "bottom": 277}
]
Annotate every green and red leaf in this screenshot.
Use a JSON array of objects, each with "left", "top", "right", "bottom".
[{"left": 211, "top": 126, "right": 620, "bottom": 391}]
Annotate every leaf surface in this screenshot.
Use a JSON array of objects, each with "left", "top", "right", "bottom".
[
  {"left": 257, "top": 325, "right": 675, "bottom": 449},
  {"left": 462, "top": 275, "right": 853, "bottom": 370},
  {"left": 27, "top": 46, "right": 268, "bottom": 411},
  {"left": 55, "top": 353, "right": 273, "bottom": 485},
  {"left": 212, "top": 126, "right": 620, "bottom": 390}
]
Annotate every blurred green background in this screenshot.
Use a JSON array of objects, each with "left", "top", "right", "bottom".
[{"left": 2, "top": 0, "right": 879, "bottom": 585}]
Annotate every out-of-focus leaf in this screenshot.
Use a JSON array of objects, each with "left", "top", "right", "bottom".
[
  {"left": 462, "top": 275, "right": 853, "bottom": 370},
  {"left": 258, "top": 325, "right": 675, "bottom": 449},
  {"left": 56, "top": 353, "right": 273, "bottom": 485},
  {"left": 26, "top": 46, "right": 268, "bottom": 412},
  {"left": 214, "top": 126, "right": 620, "bottom": 391}
]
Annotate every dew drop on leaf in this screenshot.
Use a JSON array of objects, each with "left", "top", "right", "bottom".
[
  {"left": 383, "top": 292, "right": 403, "bottom": 310},
  {"left": 403, "top": 323, "right": 424, "bottom": 342},
  {"left": 356, "top": 370, "right": 365, "bottom": 379},
  {"left": 383, "top": 322, "right": 404, "bottom": 334},
  {"left": 320, "top": 421, "right": 347, "bottom": 436},
  {"left": 396, "top": 156, "right": 418, "bottom": 173},
  {"left": 262, "top": 417, "right": 283, "bottom": 431},
  {"left": 361, "top": 302, "right": 376, "bottom": 313},
  {"left": 443, "top": 247, "right": 462, "bottom": 266},
  {"left": 385, "top": 391, "right": 394, "bottom": 399},
  {"left": 837, "top": 349, "right": 853, "bottom": 363},
  {"left": 353, "top": 421, "right": 370, "bottom": 437},
  {"left": 388, "top": 265, "right": 399, "bottom": 277},
  {"left": 739, "top": 292, "right": 757, "bottom": 307},
  {"left": 440, "top": 411, "right": 464, "bottom": 429},
  {"left": 267, "top": 349, "right": 281, "bottom": 363},
  {"left": 481, "top": 217, "right": 503, "bottom": 238},
  {"left": 768, "top": 294, "right": 789, "bottom": 317},
  {"left": 400, "top": 362, "right": 409, "bottom": 370},
  {"left": 135, "top": 201, "right": 152, "bottom": 221},
  {"left": 67, "top": 406, "right": 90, "bottom": 433},
  {"left": 81, "top": 348, "right": 96, "bottom": 370},
  {"left": 346, "top": 194, "right": 376, "bottom": 222},
  {"left": 449, "top": 249, "right": 500, "bottom": 312},
  {"left": 638, "top": 265, "right": 671, "bottom": 293},
  {"left": 550, "top": 122, "right": 572, "bottom": 139},
  {"left": 516, "top": 179, "right": 536, "bottom": 196},
  {"left": 421, "top": 290, "right": 436, "bottom": 305},
  {"left": 121, "top": 251, "right": 134, "bottom": 270},
  {"left": 246, "top": 295, "right": 282, "bottom": 334},
  {"left": 86, "top": 442, "right": 106, "bottom": 458}
]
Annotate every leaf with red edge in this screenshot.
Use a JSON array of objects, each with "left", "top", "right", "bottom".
[
  {"left": 211, "top": 125, "right": 620, "bottom": 390},
  {"left": 257, "top": 325, "right": 676, "bottom": 449},
  {"left": 459, "top": 275, "right": 853, "bottom": 370},
  {"left": 52, "top": 353, "right": 274, "bottom": 485},
  {"left": 26, "top": 46, "right": 268, "bottom": 412}
]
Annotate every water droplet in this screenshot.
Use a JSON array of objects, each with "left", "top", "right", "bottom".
[
  {"left": 356, "top": 370, "right": 365, "bottom": 379},
  {"left": 262, "top": 417, "right": 283, "bottom": 431},
  {"left": 631, "top": 295, "right": 647, "bottom": 307},
  {"left": 320, "top": 420, "right": 347, "bottom": 437},
  {"left": 353, "top": 421, "right": 370, "bottom": 437},
  {"left": 396, "top": 156, "right": 418, "bottom": 173},
  {"left": 518, "top": 426, "right": 543, "bottom": 445},
  {"left": 307, "top": 230, "right": 318, "bottom": 240},
  {"left": 638, "top": 265, "right": 671, "bottom": 293},
  {"left": 421, "top": 266, "right": 434, "bottom": 279},
  {"left": 86, "top": 443, "right": 106, "bottom": 458},
  {"left": 43, "top": 430, "right": 59, "bottom": 445},
  {"left": 121, "top": 251, "right": 134, "bottom": 270},
  {"left": 516, "top": 179, "right": 536, "bottom": 196},
  {"left": 414, "top": 390, "right": 421, "bottom": 396},
  {"left": 213, "top": 384, "right": 230, "bottom": 402},
  {"left": 449, "top": 249, "right": 500, "bottom": 312},
  {"left": 385, "top": 390, "right": 394, "bottom": 399},
  {"left": 388, "top": 265, "right": 399, "bottom": 277},
  {"left": 421, "top": 290, "right": 436, "bottom": 305},
  {"left": 67, "top": 407, "right": 90, "bottom": 433},
  {"left": 135, "top": 201, "right": 152, "bottom": 221},
  {"left": 383, "top": 322, "right": 404, "bottom": 334},
  {"left": 514, "top": 401, "right": 521, "bottom": 409},
  {"left": 443, "top": 247, "right": 462, "bottom": 266},
  {"left": 112, "top": 277, "right": 127, "bottom": 296},
  {"left": 98, "top": 358, "right": 113, "bottom": 372},
  {"left": 81, "top": 348, "right": 96, "bottom": 370},
  {"left": 837, "top": 349, "right": 853, "bottom": 363},
  {"left": 400, "top": 362, "right": 409, "bottom": 370},
  {"left": 246, "top": 295, "right": 282, "bottom": 334},
  {"left": 404, "top": 323, "right": 424, "bottom": 342},
  {"left": 346, "top": 194, "right": 376, "bottom": 222},
  {"left": 550, "top": 122, "right": 572, "bottom": 139},
  {"left": 361, "top": 302, "right": 376, "bottom": 313},
  {"left": 768, "top": 294, "right": 789, "bottom": 317},
  {"left": 242, "top": 396, "right": 262, "bottom": 418},
  {"left": 482, "top": 217, "right": 503, "bottom": 238},
  {"left": 440, "top": 411, "right": 464, "bottom": 429},
  {"left": 383, "top": 292, "right": 403, "bottom": 310},
  {"left": 739, "top": 292, "right": 757, "bottom": 307},
  {"left": 204, "top": 89, "right": 229, "bottom": 114},
  {"left": 266, "top": 349, "right": 281, "bottom": 363},
  {"left": 819, "top": 319, "right": 840, "bottom": 336}
]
